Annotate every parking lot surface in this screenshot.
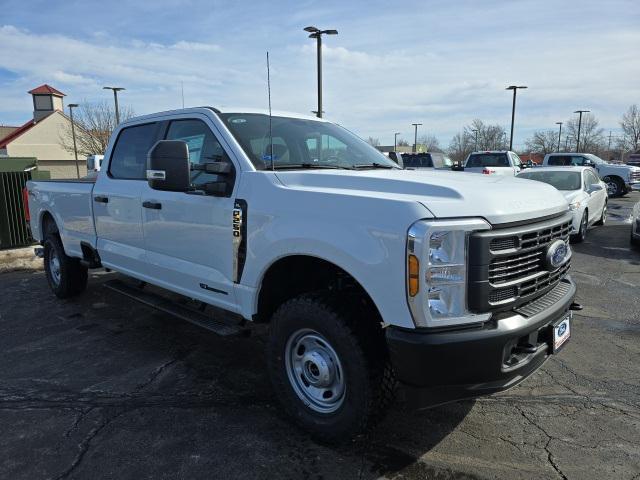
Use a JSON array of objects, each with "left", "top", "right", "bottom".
[{"left": 1, "top": 193, "right": 639, "bottom": 480}]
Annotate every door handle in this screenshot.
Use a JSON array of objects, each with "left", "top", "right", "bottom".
[
  {"left": 142, "top": 201, "right": 162, "bottom": 210},
  {"left": 94, "top": 196, "right": 109, "bottom": 203}
]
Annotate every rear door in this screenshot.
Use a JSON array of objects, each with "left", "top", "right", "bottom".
[
  {"left": 140, "top": 116, "right": 239, "bottom": 311},
  {"left": 93, "top": 122, "right": 161, "bottom": 275}
]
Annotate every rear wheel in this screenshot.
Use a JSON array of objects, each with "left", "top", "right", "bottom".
[
  {"left": 43, "top": 234, "right": 88, "bottom": 298},
  {"left": 603, "top": 176, "right": 624, "bottom": 197},
  {"left": 571, "top": 211, "right": 588, "bottom": 243},
  {"left": 266, "top": 292, "right": 394, "bottom": 443}
]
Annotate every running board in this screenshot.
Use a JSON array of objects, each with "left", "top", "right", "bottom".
[{"left": 104, "top": 279, "right": 246, "bottom": 337}]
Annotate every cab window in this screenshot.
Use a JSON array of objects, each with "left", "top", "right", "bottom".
[
  {"left": 165, "top": 119, "right": 234, "bottom": 188},
  {"left": 109, "top": 123, "right": 159, "bottom": 179}
]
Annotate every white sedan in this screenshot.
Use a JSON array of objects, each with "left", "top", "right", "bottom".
[
  {"left": 631, "top": 200, "right": 640, "bottom": 247},
  {"left": 518, "top": 166, "right": 607, "bottom": 243}
]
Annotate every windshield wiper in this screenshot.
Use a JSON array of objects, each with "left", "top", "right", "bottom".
[
  {"left": 270, "top": 163, "right": 353, "bottom": 170},
  {"left": 352, "top": 162, "right": 397, "bottom": 170}
]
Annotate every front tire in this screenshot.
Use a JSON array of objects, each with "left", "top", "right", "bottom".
[
  {"left": 266, "top": 292, "right": 394, "bottom": 443},
  {"left": 571, "top": 211, "right": 588, "bottom": 243},
  {"left": 43, "top": 234, "right": 88, "bottom": 298}
]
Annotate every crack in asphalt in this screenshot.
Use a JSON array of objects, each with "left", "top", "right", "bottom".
[
  {"left": 515, "top": 406, "right": 568, "bottom": 480},
  {"left": 52, "top": 410, "right": 126, "bottom": 480}
]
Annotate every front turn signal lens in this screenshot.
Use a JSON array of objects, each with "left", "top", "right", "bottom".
[{"left": 408, "top": 254, "right": 419, "bottom": 296}]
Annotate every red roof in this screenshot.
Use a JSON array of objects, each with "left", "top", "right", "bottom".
[{"left": 28, "top": 84, "right": 65, "bottom": 96}]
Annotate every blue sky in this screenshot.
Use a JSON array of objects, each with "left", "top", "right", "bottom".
[{"left": 0, "top": 0, "right": 638, "bottom": 149}]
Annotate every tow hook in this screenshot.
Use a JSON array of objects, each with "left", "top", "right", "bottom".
[
  {"left": 569, "top": 302, "right": 583, "bottom": 311},
  {"left": 34, "top": 247, "right": 44, "bottom": 258}
]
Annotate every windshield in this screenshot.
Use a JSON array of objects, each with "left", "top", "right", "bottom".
[
  {"left": 219, "top": 113, "right": 399, "bottom": 170},
  {"left": 519, "top": 170, "right": 581, "bottom": 190},
  {"left": 466, "top": 153, "right": 509, "bottom": 168}
]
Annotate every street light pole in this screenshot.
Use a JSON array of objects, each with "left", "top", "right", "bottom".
[
  {"left": 103, "top": 86, "right": 125, "bottom": 124},
  {"left": 555, "top": 122, "right": 563, "bottom": 152},
  {"left": 304, "top": 26, "right": 338, "bottom": 119},
  {"left": 394, "top": 132, "right": 401, "bottom": 151},
  {"left": 411, "top": 123, "right": 422, "bottom": 153},
  {"left": 506, "top": 85, "right": 527, "bottom": 151},
  {"left": 471, "top": 129, "right": 479, "bottom": 150},
  {"left": 574, "top": 110, "right": 590, "bottom": 153},
  {"left": 68, "top": 103, "right": 80, "bottom": 179}
]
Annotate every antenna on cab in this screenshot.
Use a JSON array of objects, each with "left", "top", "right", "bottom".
[{"left": 267, "top": 51, "right": 274, "bottom": 171}]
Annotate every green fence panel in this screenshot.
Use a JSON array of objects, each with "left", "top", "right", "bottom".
[{"left": 0, "top": 171, "right": 33, "bottom": 249}]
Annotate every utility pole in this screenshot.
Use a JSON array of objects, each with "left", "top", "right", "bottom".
[
  {"left": 556, "top": 122, "right": 563, "bottom": 152},
  {"left": 574, "top": 110, "right": 590, "bottom": 152},
  {"left": 506, "top": 85, "right": 527, "bottom": 151},
  {"left": 68, "top": 103, "right": 80, "bottom": 179},
  {"left": 411, "top": 123, "right": 422, "bottom": 153},
  {"left": 394, "top": 132, "right": 401, "bottom": 151},
  {"left": 304, "top": 26, "right": 338, "bottom": 119},
  {"left": 608, "top": 130, "right": 613, "bottom": 152},
  {"left": 103, "top": 86, "right": 125, "bottom": 124},
  {"left": 471, "top": 129, "right": 479, "bottom": 150}
]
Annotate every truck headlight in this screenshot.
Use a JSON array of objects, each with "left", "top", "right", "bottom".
[{"left": 407, "top": 219, "right": 492, "bottom": 328}]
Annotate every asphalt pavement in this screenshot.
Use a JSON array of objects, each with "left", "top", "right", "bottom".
[{"left": 1, "top": 193, "right": 638, "bottom": 480}]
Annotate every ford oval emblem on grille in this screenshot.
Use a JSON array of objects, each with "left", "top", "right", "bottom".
[{"left": 545, "top": 240, "right": 570, "bottom": 270}]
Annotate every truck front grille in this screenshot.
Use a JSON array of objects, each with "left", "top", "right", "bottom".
[
  {"left": 630, "top": 171, "right": 640, "bottom": 182},
  {"left": 468, "top": 213, "right": 572, "bottom": 313}
]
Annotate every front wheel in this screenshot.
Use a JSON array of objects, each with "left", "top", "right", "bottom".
[
  {"left": 266, "top": 292, "right": 394, "bottom": 443},
  {"left": 571, "top": 211, "right": 588, "bottom": 243}
]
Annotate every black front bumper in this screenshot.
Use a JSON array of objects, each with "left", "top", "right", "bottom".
[{"left": 386, "top": 277, "right": 576, "bottom": 409}]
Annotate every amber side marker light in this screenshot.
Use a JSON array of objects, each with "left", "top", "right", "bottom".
[{"left": 408, "top": 254, "right": 419, "bottom": 296}]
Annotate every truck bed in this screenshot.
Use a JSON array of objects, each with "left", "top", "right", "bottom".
[{"left": 26, "top": 178, "right": 97, "bottom": 259}]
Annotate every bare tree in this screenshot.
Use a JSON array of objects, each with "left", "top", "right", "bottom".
[
  {"left": 397, "top": 138, "right": 410, "bottom": 147},
  {"left": 619, "top": 104, "right": 640, "bottom": 153},
  {"left": 462, "top": 119, "right": 508, "bottom": 151},
  {"left": 60, "top": 101, "right": 135, "bottom": 157},
  {"left": 417, "top": 134, "right": 442, "bottom": 152},
  {"left": 525, "top": 130, "right": 559, "bottom": 154},
  {"left": 365, "top": 136, "right": 380, "bottom": 147},
  {"left": 565, "top": 113, "right": 605, "bottom": 154},
  {"left": 448, "top": 131, "right": 474, "bottom": 163}
]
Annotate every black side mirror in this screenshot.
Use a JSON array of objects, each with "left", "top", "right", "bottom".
[{"left": 147, "top": 140, "right": 191, "bottom": 192}]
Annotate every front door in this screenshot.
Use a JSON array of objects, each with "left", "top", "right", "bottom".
[{"left": 140, "top": 116, "right": 239, "bottom": 311}]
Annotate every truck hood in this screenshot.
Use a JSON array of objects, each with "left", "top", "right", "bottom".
[
  {"left": 600, "top": 162, "right": 640, "bottom": 174},
  {"left": 274, "top": 169, "right": 569, "bottom": 225}
]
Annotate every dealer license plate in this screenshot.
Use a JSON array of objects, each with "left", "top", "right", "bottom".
[{"left": 552, "top": 313, "right": 571, "bottom": 353}]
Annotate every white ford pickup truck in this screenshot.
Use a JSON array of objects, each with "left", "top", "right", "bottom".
[{"left": 26, "top": 107, "right": 577, "bottom": 441}]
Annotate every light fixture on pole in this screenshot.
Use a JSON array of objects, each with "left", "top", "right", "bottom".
[
  {"left": 103, "top": 86, "right": 125, "bottom": 124},
  {"left": 555, "top": 122, "right": 563, "bottom": 152},
  {"left": 304, "top": 26, "right": 338, "bottom": 119},
  {"left": 394, "top": 132, "right": 401, "bottom": 151},
  {"left": 411, "top": 123, "right": 422, "bottom": 153},
  {"left": 68, "top": 103, "right": 80, "bottom": 179},
  {"left": 573, "top": 110, "right": 590, "bottom": 153},
  {"left": 505, "top": 85, "right": 527, "bottom": 151}
]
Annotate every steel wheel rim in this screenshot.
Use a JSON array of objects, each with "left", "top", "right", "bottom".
[
  {"left": 602, "top": 205, "right": 607, "bottom": 224},
  {"left": 581, "top": 214, "right": 587, "bottom": 239},
  {"left": 49, "top": 250, "right": 61, "bottom": 285},
  {"left": 284, "top": 329, "right": 346, "bottom": 413},
  {"left": 606, "top": 180, "right": 617, "bottom": 196}
]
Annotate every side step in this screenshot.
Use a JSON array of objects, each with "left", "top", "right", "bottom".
[{"left": 104, "top": 279, "right": 246, "bottom": 337}]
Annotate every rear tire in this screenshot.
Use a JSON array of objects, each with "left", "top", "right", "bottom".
[
  {"left": 266, "top": 291, "right": 395, "bottom": 443},
  {"left": 43, "top": 234, "right": 88, "bottom": 298},
  {"left": 603, "top": 176, "right": 624, "bottom": 197},
  {"left": 571, "top": 211, "right": 588, "bottom": 243}
]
